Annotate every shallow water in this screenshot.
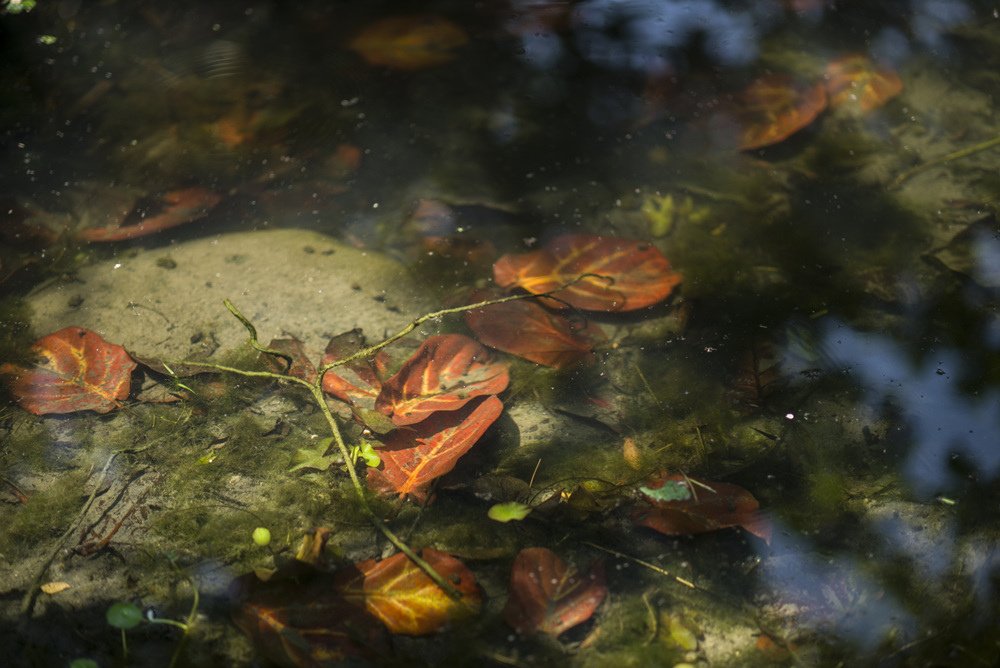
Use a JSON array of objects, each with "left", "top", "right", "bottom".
[{"left": 1, "top": 1, "right": 999, "bottom": 666}]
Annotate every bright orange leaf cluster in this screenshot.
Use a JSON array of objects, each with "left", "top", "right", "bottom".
[
  {"left": 465, "top": 234, "right": 682, "bottom": 368},
  {"left": 0, "top": 327, "right": 137, "bottom": 415}
]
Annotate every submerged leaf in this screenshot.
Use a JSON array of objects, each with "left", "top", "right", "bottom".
[
  {"left": 633, "top": 474, "right": 771, "bottom": 543},
  {"left": 349, "top": 15, "right": 468, "bottom": 70},
  {"left": 1, "top": 327, "right": 136, "bottom": 415},
  {"left": 77, "top": 187, "right": 221, "bottom": 242},
  {"left": 338, "top": 549, "right": 482, "bottom": 635},
  {"left": 320, "top": 329, "right": 387, "bottom": 410},
  {"left": 493, "top": 234, "right": 682, "bottom": 312},
  {"left": 825, "top": 54, "right": 903, "bottom": 112},
  {"left": 376, "top": 334, "right": 508, "bottom": 426},
  {"left": 503, "top": 547, "right": 607, "bottom": 636},
  {"left": 368, "top": 395, "right": 503, "bottom": 502},
  {"left": 262, "top": 337, "right": 316, "bottom": 381},
  {"left": 488, "top": 501, "right": 533, "bottom": 523},
  {"left": 464, "top": 289, "right": 605, "bottom": 368},
  {"left": 731, "top": 75, "right": 827, "bottom": 150}
]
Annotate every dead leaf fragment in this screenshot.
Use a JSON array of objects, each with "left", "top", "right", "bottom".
[
  {"left": 40, "top": 581, "right": 71, "bottom": 595},
  {"left": 349, "top": 16, "right": 468, "bottom": 70}
]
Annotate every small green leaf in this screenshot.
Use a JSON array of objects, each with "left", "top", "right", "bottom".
[
  {"left": 351, "top": 438, "right": 381, "bottom": 467},
  {"left": 289, "top": 437, "right": 338, "bottom": 472},
  {"left": 487, "top": 501, "right": 532, "bottom": 523},
  {"left": 251, "top": 527, "right": 271, "bottom": 547},
  {"left": 69, "top": 660, "right": 100, "bottom": 668},
  {"left": 639, "top": 480, "right": 691, "bottom": 502},
  {"left": 106, "top": 601, "right": 143, "bottom": 629}
]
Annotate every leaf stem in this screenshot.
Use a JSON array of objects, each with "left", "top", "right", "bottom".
[{"left": 890, "top": 133, "right": 1000, "bottom": 189}]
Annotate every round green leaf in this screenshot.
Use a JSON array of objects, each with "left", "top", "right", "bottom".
[{"left": 487, "top": 501, "right": 532, "bottom": 523}]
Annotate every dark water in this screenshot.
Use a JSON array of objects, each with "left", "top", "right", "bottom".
[{"left": 1, "top": 1, "right": 999, "bottom": 666}]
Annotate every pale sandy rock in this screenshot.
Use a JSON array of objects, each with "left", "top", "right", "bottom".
[{"left": 25, "top": 229, "right": 436, "bottom": 360}]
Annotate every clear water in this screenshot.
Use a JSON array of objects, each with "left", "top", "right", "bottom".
[{"left": 1, "top": 1, "right": 999, "bottom": 666}]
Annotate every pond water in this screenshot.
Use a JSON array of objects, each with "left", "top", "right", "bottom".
[{"left": 1, "top": 1, "right": 999, "bottom": 666}]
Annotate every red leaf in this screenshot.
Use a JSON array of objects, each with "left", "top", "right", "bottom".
[
  {"left": 464, "top": 289, "right": 605, "bottom": 368},
  {"left": 77, "top": 187, "right": 222, "bottom": 242},
  {"left": 375, "top": 334, "right": 508, "bottom": 426},
  {"left": 349, "top": 16, "right": 469, "bottom": 70},
  {"left": 732, "top": 76, "right": 827, "bottom": 151},
  {"left": 493, "top": 235, "right": 682, "bottom": 312},
  {"left": 262, "top": 337, "right": 317, "bottom": 381},
  {"left": 825, "top": 54, "right": 903, "bottom": 112},
  {"left": 320, "top": 330, "right": 388, "bottom": 411},
  {"left": 367, "top": 395, "right": 503, "bottom": 502},
  {"left": 503, "top": 547, "right": 607, "bottom": 636},
  {"left": 337, "top": 549, "right": 482, "bottom": 635},
  {"left": 0, "top": 327, "right": 136, "bottom": 415},
  {"left": 633, "top": 474, "right": 772, "bottom": 543}
]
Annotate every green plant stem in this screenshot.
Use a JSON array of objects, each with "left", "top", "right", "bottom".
[{"left": 890, "top": 133, "right": 1000, "bottom": 189}]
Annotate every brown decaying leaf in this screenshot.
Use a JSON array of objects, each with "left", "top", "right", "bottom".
[
  {"left": 824, "top": 54, "right": 903, "bottom": 112},
  {"left": 493, "top": 234, "right": 682, "bottom": 312},
  {"left": 337, "top": 548, "right": 482, "bottom": 635},
  {"left": 320, "top": 329, "right": 388, "bottom": 411},
  {"left": 734, "top": 75, "right": 828, "bottom": 151},
  {"left": 503, "top": 547, "right": 607, "bottom": 636},
  {"left": 633, "top": 473, "right": 772, "bottom": 543},
  {"left": 262, "top": 337, "right": 317, "bottom": 381},
  {"left": 231, "top": 565, "right": 388, "bottom": 667},
  {"left": 375, "top": 334, "right": 508, "bottom": 426},
  {"left": 77, "top": 187, "right": 222, "bottom": 242},
  {"left": 368, "top": 395, "right": 503, "bottom": 502},
  {"left": 0, "top": 327, "right": 137, "bottom": 415},
  {"left": 349, "top": 15, "right": 469, "bottom": 70},
  {"left": 464, "top": 289, "right": 605, "bottom": 368}
]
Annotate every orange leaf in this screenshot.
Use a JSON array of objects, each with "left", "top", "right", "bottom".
[
  {"left": 503, "top": 547, "right": 607, "bottom": 636},
  {"left": 493, "top": 235, "right": 682, "bottom": 312},
  {"left": 464, "top": 289, "right": 605, "bottom": 368},
  {"left": 77, "top": 187, "right": 221, "bottom": 242},
  {"left": 349, "top": 16, "right": 468, "bottom": 70},
  {"left": 337, "top": 549, "right": 482, "bottom": 635},
  {"left": 633, "top": 474, "right": 772, "bottom": 543},
  {"left": 825, "top": 54, "right": 903, "bottom": 112},
  {"left": 320, "top": 330, "right": 388, "bottom": 411},
  {"left": 368, "top": 395, "right": 503, "bottom": 502},
  {"left": 375, "top": 334, "right": 508, "bottom": 426},
  {"left": 732, "top": 75, "right": 827, "bottom": 150},
  {"left": 0, "top": 327, "right": 136, "bottom": 415}
]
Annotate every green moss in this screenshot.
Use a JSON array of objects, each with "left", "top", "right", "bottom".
[{"left": 0, "top": 469, "right": 89, "bottom": 558}]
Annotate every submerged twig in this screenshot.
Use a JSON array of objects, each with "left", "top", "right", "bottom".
[{"left": 890, "top": 133, "right": 1000, "bottom": 189}]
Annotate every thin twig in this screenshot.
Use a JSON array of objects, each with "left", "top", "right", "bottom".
[
  {"left": 890, "top": 134, "right": 1000, "bottom": 189},
  {"left": 582, "top": 541, "right": 696, "bottom": 589}
]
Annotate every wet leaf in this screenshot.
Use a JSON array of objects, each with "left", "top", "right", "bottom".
[
  {"left": 320, "top": 329, "right": 388, "bottom": 411},
  {"left": 262, "top": 337, "right": 316, "bottom": 381},
  {"left": 0, "top": 327, "right": 137, "bottom": 415},
  {"left": 231, "top": 565, "right": 387, "bottom": 667},
  {"left": 349, "top": 16, "right": 468, "bottom": 70},
  {"left": 376, "top": 334, "right": 508, "bottom": 426},
  {"left": 289, "top": 437, "right": 338, "bottom": 473},
  {"left": 493, "top": 235, "right": 682, "bottom": 312},
  {"left": 731, "top": 75, "right": 828, "bottom": 150},
  {"left": 488, "top": 501, "right": 532, "bottom": 523},
  {"left": 633, "top": 474, "right": 772, "bottom": 543},
  {"left": 337, "top": 548, "right": 482, "bottom": 635},
  {"left": 503, "top": 547, "right": 607, "bottom": 636},
  {"left": 825, "top": 55, "right": 903, "bottom": 112},
  {"left": 464, "top": 289, "right": 605, "bottom": 368},
  {"left": 77, "top": 187, "right": 222, "bottom": 242},
  {"left": 368, "top": 395, "right": 503, "bottom": 502}
]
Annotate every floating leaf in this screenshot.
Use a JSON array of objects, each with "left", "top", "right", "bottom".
[
  {"left": 493, "top": 235, "right": 682, "bottom": 312},
  {"left": 349, "top": 15, "right": 468, "bottom": 70},
  {"left": 375, "top": 334, "right": 508, "bottom": 426},
  {"left": 337, "top": 548, "right": 482, "bottom": 635},
  {"left": 503, "top": 547, "right": 607, "bottom": 636},
  {"left": 77, "top": 187, "right": 222, "bottom": 242},
  {"left": 0, "top": 327, "right": 137, "bottom": 415},
  {"left": 320, "top": 329, "right": 387, "bottom": 410},
  {"left": 488, "top": 501, "right": 532, "bottom": 523},
  {"left": 262, "top": 337, "right": 316, "bottom": 381},
  {"left": 731, "top": 75, "right": 827, "bottom": 150},
  {"left": 632, "top": 474, "right": 772, "bottom": 543},
  {"left": 825, "top": 54, "right": 903, "bottom": 112},
  {"left": 464, "top": 289, "right": 605, "bottom": 368},
  {"left": 638, "top": 479, "right": 691, "bottom": 503},
  {"left": 368, "top": 395, "right": 503, "bottom": 502},
  {"left": 232, "top": 565, "right": 387, "bottom": 667}
]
